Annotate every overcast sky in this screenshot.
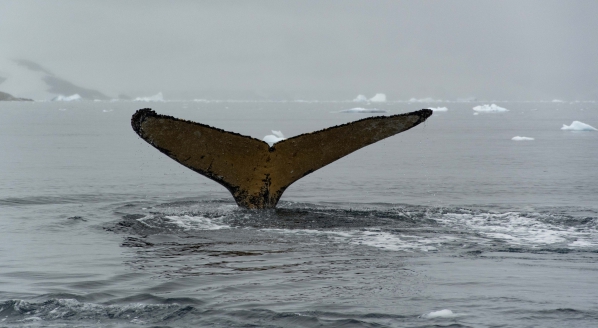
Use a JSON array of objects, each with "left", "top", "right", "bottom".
[{"left": 1, "top": 0, "right": 597, "bottom": 100}]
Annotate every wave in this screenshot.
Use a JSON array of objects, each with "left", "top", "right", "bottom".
[{"left": 106, "top": 201, "right": 598, "bottom": 254}]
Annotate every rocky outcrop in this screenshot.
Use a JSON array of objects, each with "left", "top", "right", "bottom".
[{"left": 0, "top": 91, "right": 33, "bottom": 101}]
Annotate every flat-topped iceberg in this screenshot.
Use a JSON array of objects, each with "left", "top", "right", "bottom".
[
  {"left": 340, "top": 107, "right": 388, "bottom": 113},
  {"left": 473, "top": 104, "right": 509, "bottom": 113},
  {"left": 134, "top": 92, "right": 164, "bottom": 102},
  {"left": 263, "top": 130, "right": 285, "bottom": 146},
  {"left": 512, "top": 136, "right": 534, "bottom": 141},
  {"left": 369, "top": 93, "right": 386, "bottom": 102},
  {"left": 561, "top": 121, "right": 597, "bottom": 131},
  {"left": 427, "top": 107, "right": 448, "bottom": 112},
  {"left": 52, "top": 94, "right": 81, "bottom": 101}
]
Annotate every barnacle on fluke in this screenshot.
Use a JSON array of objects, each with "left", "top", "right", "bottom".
[{"left": 131, "top": 108, "right": 432, "bottom": 209}]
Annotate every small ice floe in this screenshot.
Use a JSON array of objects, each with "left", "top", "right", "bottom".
[
  {"left": 52, "top": 94, "right": 81, "bottom": 101},
  {"left": 552, "top": 99, "right": 564, "bottom": 103},
  {"left": 263, "top": 130, "right": 286, "bottom": 146},
  {"left": 421, "top": 309, "right": 456, "bottom": 319},
  {"left": 427, "top": 107, "right": 448, "bottom": 112},
  {"left": 473, "top": 112, "right": 479, "bottom": 115},
  {"left": 102, "top": 109, "right": 113, "bottom": 112},
  {"left": 561, "top": 121, "right": 597, "bottom": 131},
  {"left": 58, "top": 108, "right": 67, "bottom": 111},
  {"left": 134, "top": 92, "right": 164, "bottom": 102},
  {"left": 472, "top": 104, "right": 509, "bottom": 113},
  {"left": 512, "top": 136, "right": 534, "bottom": 141},
  {"left": 369, "top": 93, "right": 387, "bottom": 102},
  {"left": 353, "top": 94, "right": 368, "bottom": 102},
  {"left": 340, "top": 107, "right": 388, "bottom": 114}
]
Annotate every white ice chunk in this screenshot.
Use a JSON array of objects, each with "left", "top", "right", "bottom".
[
  {"left": 422, "top": 309, "right": 455, "bottom": 319},
  {"left": 353, "top": 94, "right": 368, "bottom": 102},
  {"left": 369, "top": 93, "right": 386, "bottom": 102},
  {"left": 263, "top": 130, "right": 286, "bottom": 146},
  {"left": 428, "top": 107, "right": 448, "bottom": 112},
  {"left": 512, "top": 136, "right": 534, "bottom": 141},
  {"left": 52, "top": 94, "right": 81, "bottom": 101},
  {"left": 561, "top": 121, "right": 597, "bottom": 131},
  {"left": 552, "top": 99, "right": 564, "bottom": 103},
  {"left": 472, "top": 104, "right": 509, "bottom": 113},
  {"left": 134, "top": 92, "right": 164, "bottom": 102},
  {"left": 339, "top": 107, "right": 388, "bottom": 113},
  {"left": 408, "top": 97, "right": 441, "bottom": 103}
]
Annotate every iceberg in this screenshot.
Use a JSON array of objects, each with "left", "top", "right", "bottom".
[
  {"left": 369, "top": 93, "right": 386, "bottom": 102},
  {"left": 339, "top": 107, "right": 388, "bottom": 113},
  {"left": 561, "top": 121, "right": 597, "bottom": 131},
  {"left": 427, "top": 107, "right": 448, "bottom": 112},
  {"left": 134, "top": 92, "right": 164, "bottom": 102},
  {"left": 408, "top": 97, "right": 441, "bottom": 103},
  {"left": 472, "top": 104, "right": 508, "bottom": 113},
  {"left": 353, "top": 94, "right": 368, "bottom": 102},
  {"left": 51, "top": 94, "right": 81, "bottom": 101},
  {"left": 512, "top": 136, "right": 534, "bottom": 141},
  {"left": 263, "top": 130, "right": 286, "bottom": 147}
]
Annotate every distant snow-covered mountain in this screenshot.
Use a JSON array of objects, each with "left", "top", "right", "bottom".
[{"left": 0, "top": 58, "right": 110, "bottom": 101}]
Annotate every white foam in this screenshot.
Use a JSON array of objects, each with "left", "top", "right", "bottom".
[
  {"left": 436, "top": 212, "right": 598, "bottom": 247},
  {"left": 512, "top": 136, "right": 534, "bottom": 141},
  {"left": 428, "top": 107, "right": 448, "bottom": 112},
  {"left": 472, "top": 104, "right": 509, "bottom": 113},
  {"left": 369, "top": 93, "right": 387, "bottom": 102},
  {"left": 422, "top": 309, "right": 455, "bottom": 319},
  {"left": 561, "top": 121, "right": 597, "bottom": 131},
  {"left": 52, "top": 94, "right": 81, "bottom": 101},
  {"left": 263, "top": 130, "right": 286, "bottom": 146},
  {"left": 165, "top": 215, "right": 230, "bottom": 230},
  {"left": 262, "top": 228, "right": 451, "bottom": 252},
  {"left": 138, "top": 214, "right": 229, "bottom": 230},
  {"left": 134, "top": 92, "right": 164, "bottom": 102},
  {"left": 350, "top": 230, "right": 448, "bottom": 252},
  {"left": 339, "top": 107, "right": 388, "bottom": 113},
  {"left": 353, "top": 94, "right": 368, "bottom": 102}
]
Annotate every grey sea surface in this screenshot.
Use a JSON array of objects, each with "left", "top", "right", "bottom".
[{"left": 1, "top": 100, "right": 597, "bottom": 327}]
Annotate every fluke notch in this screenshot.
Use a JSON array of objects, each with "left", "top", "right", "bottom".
[{"left": 132, "top": 108, "right": 432, "bottom": 208}]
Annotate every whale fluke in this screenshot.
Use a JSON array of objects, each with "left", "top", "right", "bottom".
[{"left": 132, "top": 108, "right": 432, "bottom": 209}]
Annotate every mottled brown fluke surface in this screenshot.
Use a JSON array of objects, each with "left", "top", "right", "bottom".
[{"left": 131, "top": 108, "right": 432, "bottom": 208}]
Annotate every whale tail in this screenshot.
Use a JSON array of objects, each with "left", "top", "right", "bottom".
[{"left": 131, "top": 108, "right": 432, "bottom": 209}]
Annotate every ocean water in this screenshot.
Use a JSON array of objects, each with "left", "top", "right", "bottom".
[{"left": 1, "top": 100, "right": 597, "bottom": 327}]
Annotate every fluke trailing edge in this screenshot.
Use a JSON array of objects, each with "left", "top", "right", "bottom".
[{"left": 131, "top": 108, "right": 433, "bottom": 209}]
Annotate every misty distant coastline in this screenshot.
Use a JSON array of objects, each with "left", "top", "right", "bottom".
[
  {"left": 1, "top": 58, "right": 596, "bottom": 103},
  {"left": 0, "top": 90, "right": 32, "bottom": 101},
  {"left": 0, "top": 58, "right": 110, "bottom": 101}
]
